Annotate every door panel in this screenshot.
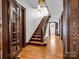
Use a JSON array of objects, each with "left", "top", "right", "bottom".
[
  {"left": 2, "top": 0, "right": 25, "bottom": 59},
  {"left": 8, "top": 1, "right": 22, "bottom": 59},
  {"left": 63, "top": 0, "right": 79, "bottom": 59}
]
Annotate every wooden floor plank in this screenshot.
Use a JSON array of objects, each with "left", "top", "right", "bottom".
[{"left": 18, "top": 35, "right": 63, "bottom": 59}]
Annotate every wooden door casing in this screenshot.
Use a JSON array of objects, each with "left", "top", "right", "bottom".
[
  {"left": 21, "top": 7, "right": 26, "bottom": 47},
  {"left": 59, "top": 12, "right": 63, "bottom": 40}
]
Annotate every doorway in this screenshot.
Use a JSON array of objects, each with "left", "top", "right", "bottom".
[
  {"left": 49, "top": 22, "right": 56, "bottom": 35},
  {"left": 49, "top": 22, "right": 58, "bottom": 36}
]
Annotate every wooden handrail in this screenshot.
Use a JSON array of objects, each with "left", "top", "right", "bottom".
[
  {"left": 41, "top": 5, "right": 51, "bottom": 42},
  {"left": 41, "top": 15, "right": 51, "bottom": 41}
]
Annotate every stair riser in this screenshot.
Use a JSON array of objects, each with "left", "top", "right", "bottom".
[
  {"left": 32, "top": 36, "right": 42, "bottom": 38},
  {"left": 34, "top": 33, "right": 41, "bottom": 35},
  {"left": 31, "top": 38, "right": 42, "bottom": 40},
  {"left": 32, "top": 36, "right": 41, "bottom": 38},
  {"left": 28, "top": 43, "right": 47, "bottom": 46},
  {"left": 30, "top": 40, "right": 42, "bottom": 42},
  {"left": 35, "top": 30, "right": 41, "bottom": 32}
]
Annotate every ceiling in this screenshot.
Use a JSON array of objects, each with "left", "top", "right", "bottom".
[
  {"left": 27, "top": 0, "right": 63, "bottom": 22},
  {"left": 17, "top": 0, "right": 63, "bottom": 22},
  {"left": 26, "top": 0, "right": 39, "bottom": 8},
  {"left": 46, "top": 0, "right": 63, "bottom": 22}
]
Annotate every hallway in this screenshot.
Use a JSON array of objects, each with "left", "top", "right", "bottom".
[
  {"left": 1, "top": 0, "right": 79, "bottom": 59},
  {"left": 18, "top": 35, "right": 63, "bottom": 59}
]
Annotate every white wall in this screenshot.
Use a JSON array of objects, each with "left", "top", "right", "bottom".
[
  {"left": 16, "top": 0, "right": 49, "bottom": 43},
  {"left": 26, "top": 0, "right": 39, "bottom": 8},
  {"left": 46, "top": 0, "right": 63, "bottom": 22},
  {"left": 16, "top": 0, "right": 63, "bottom": 41},
  {"left": 45, "top": 0, "right": 63, "bottom": 38}
]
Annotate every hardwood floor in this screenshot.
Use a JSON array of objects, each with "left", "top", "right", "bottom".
[{"left": 18, "top": 35, "right": 63, "bottom": 59}]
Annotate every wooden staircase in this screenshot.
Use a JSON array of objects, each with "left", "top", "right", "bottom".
[{"left": 28, "top": 16, "right": 51, "bottom": 46}]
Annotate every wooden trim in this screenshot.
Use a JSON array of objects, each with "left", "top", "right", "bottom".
[
  {"left": 23, "top": 8, "right": 26, "bottom": 47},
  {"left": 2, "top": 0, "right": 9, "bottom": 59},
  {"left": 42, "top": 16, "right": 50, "bottom": 41},
  {"left": 46, "top": 5, "right": 51, "bottom": 17},
  {"left": 63, "top": 0, "right": 70, "bottom": 58},
  {"left": 59, "top": 11, "right": 64, "bottom": 40},
  {"left": 21, "top": 6, "right": 26, "bottom": 47},
  {"left": 67, "top": 0, "right": 70, "bottom": 53}
]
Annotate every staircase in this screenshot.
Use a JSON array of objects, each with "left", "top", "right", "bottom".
[{"left": 28, "top": 16, "right": 51, "bottom": 46}]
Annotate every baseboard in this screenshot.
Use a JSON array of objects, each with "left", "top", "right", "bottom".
[{"left": 25, "top": 42, "right": 29, "bottom": 46}]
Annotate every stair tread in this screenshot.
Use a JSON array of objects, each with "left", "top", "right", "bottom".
[
  {"left": 35, "top": 30, "right": 41, "bottom": 32},
  {"left": 31, "top": 38, "right": 41, "bottom": 40},
  {"left": 33, "top": 35, "right": 41, "bottom": 37},
  {"left": 31, "top": 38, "right": 42, "bottom": 41},
  {"left": 34, "top": 32, "right": 41, "bottom": 34},
  {"left": 32, "top": 38, "right": 41, "bottom": 39},
  {"left": 29, "top": 41, "right": 47, "bottom": 45}
]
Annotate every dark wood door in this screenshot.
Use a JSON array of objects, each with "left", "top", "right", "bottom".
[
  {"left": 63, "top": 0, "right": 79, "bottom": 59},
  {"left": 8, "top": 0, "right": 22, "bottom": 59},
  {"left": 69, "top": 0, "right": 79, "bottom": 58}
]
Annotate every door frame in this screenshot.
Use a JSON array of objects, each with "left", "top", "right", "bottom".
[
  {"left": 20, "top": 6, "right": 26, "bottom": 47},
  {"left": 59, "top": 12, "right": 63, "bottom": 40},
  {"left": 2, "top": 0, "right": 26, "bottom": 59},
  {"left": 2, "top": 0, "right": 9, "bottom": 59},
  {"left": 49, "top": 22, "right": 58, "bottom": 36}
]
